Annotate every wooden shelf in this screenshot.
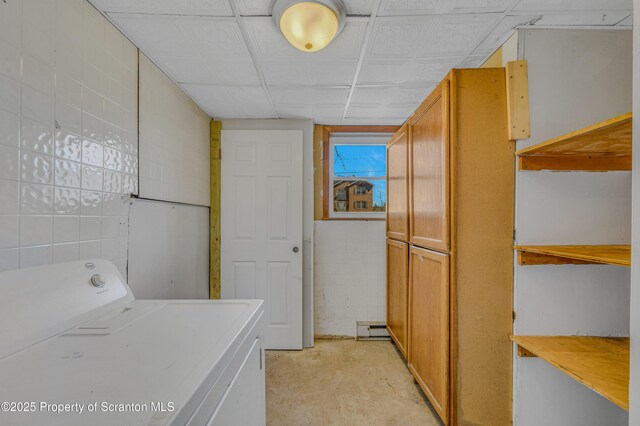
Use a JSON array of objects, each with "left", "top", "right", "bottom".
[
  {"left": 515, "top": 245, "right": 630, "bottom": 267},
  {"left": 511, "top": 336, "right": 629, "bottom": 410},
  {"left": 516, "top": 112, "right": 632, "bottom": 171}
]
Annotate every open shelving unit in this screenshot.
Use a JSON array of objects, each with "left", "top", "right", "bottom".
[
  {"left": 515, "top": 245, "right": 631, "bottom": 267},
  {"left": 511, "top": 336, "right": 630, "bottom": 411},
  {"left": 516, "top": 112, "right": 632, "bottom": 171},
  {"left": 513, "top": 111, "right": 633, "bottom": 413}
]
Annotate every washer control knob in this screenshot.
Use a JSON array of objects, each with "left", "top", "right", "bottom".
[{"left": 90, "top": 274, "right": 106, "bottom": 288}]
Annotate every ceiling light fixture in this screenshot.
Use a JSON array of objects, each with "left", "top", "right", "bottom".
[{"left": 273, "top": 0, "right": 346, "bottom": 53}]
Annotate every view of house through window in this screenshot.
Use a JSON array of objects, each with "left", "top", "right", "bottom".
[{"left": 330, "top": 135, "right": 389, "bottom": 218}]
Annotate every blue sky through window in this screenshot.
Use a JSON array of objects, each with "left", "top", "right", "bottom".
[{"left": 333, "top": 145, "right": 386, "bottom": 207}]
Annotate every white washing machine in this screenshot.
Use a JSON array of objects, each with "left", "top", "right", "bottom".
[{"left": 0, "top": 259, "right": 266, "bottom": 425}]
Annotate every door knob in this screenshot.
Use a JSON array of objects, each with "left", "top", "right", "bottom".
[{"left": 293, "top": 247, "right": 299, "bottom": 253}]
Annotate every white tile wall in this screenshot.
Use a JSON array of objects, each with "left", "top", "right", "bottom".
[
  {"left": 138, "top": 54, "right": 210, "bottom": 206},
  {"left": 314, "top": 220, "right": 386, "bottom": 337},
  {"left": 0, "top": 0, "right": 138, "bottom": 275}
]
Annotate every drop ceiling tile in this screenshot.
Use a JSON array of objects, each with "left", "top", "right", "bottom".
[
  {"left": 154, "top": 56, "right": 218, "bottom": 84},
  {"left": 110, "top": 14, "right": 198, "bottom": 57},
  {"left": 378, "top": 0, "right": 443, "bottom": 16},
  {"left": 261, "top": 61, "right": 309, "bottom": 85},
  {"left": 513, "top": 0, "right": 632, "bottom": 12},
  {"left": 378, "top": 0, "right": 512, "bottom": 15},
  {"left": 91, "top": 0, "right": 175, "bottom": 14},
  {"left": 346, "top": 104, "right": 415, "bottom": 119},
  {"left": 312, "top": 87, "right": 350, "bottom": 104},
  {"left": 179, "top": 18, "right": 251, "bottom": 59},
  {"left": 358, "top": 58, "right": 456, "bottom": 85},
  {"left": 244, "top": 17, "right": 366, "bottom": 59},
  {"left": 358, "top": 60, "right": 406, "bottom": 84},
  {"left": 225, "top": 86, "right": 276, "bottom": 118},
  {"left": 310, "top": 61, "right": 359, "bottom": 85},
  {"left": 206, "top": 59, "right": 261, "bottom": 85},
  {"left": 342, "top": 117, "right": 406, "bottom": 125},
  {"left": 366, "top": 18, "right": 430, "bottom": 59},
  {"left": 91, "top": 0, "right": 233, "bottom": 15},
  {"left": 471, "top": 14, "right": 540, "bottom": 56},
  {"left": 181, "top": 84, "right": 240, "bottom": 117},
  {"left": 350, "top": 85, "right": 432, "bottom": 106},
  {"left": 181, "top": 84, "right": 275, "bottom": 118},
  {"left": 417, "top": 14, "right": 501, "bottom": 58},
  {"left": 312, "top": 105, "right": 346, "bottom": 119},
  {"left": 169, "top": 0, "right": 233, "bottom": 16},
  {"left": 268, "top": 86, "right": 311, "bottom": 104},
  {"left": 275, "top": 104, "right": 312, "bottom": 118},
  {"left": 344, "top": 0, "right": 375, "bottom": 15},
  {"left": 236, "top": 0, "right": 271, "bottom": 15},
  {"left": 440, "top": 0, "right": 514, "bottom": 14},
  {"left": 533, "top": 12, "right": 632, "bottom": 26},
  {"left": 235, "top": 0, "right": 374, "bottom": 15}
]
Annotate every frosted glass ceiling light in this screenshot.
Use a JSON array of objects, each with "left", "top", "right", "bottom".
[{"left": 273, "top": 0, "right": 346, "bottom": 52}]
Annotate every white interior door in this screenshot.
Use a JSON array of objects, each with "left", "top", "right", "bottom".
[{"left": 221, "top": 130, "right": 303, "bottom": 350}]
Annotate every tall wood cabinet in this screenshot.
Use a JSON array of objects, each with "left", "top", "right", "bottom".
[
  {"left": 386, "top": 239, "right": 408, "bottom": 357},
  {"left": 386, "top": 123, "right": 409, "bottom": 241},
  {"left": 386, "top": 68, "right": 514, "bottom": 426}
]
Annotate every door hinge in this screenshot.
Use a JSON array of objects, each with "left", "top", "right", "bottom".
[{"left": 513, "top": 310, "right": 516, "bottom": 321}]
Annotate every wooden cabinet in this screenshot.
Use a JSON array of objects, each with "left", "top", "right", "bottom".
[
  {"left": 408, "top": 245, "right": 450, "bottom": 423},
  {"left": 409, "top": 82, "right": 450, "bottom": 252},
  {"left": 386, "top": 239, "right": 408, "bottom": 357},
  {"left": 386, "top": 124, "right": 409, "bottom": 242},
  {"left": 386, "top": 68, "right": 514, "bottom": 426}
]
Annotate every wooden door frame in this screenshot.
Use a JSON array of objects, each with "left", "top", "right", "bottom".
[{"left": 319, "top": 125, "right": 400, "bottom": 220}]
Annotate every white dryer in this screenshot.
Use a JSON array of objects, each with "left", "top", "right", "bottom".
[{"left": 0, "top": 259, "right": 266, "bottom": 425}]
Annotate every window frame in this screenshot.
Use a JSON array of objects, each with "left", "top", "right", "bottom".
[
  {"left": 320, "top": 126, "right": 401, "bottom": 221},
  {"left": 328, "top": 133, "right": 392, "bottom": 219}
]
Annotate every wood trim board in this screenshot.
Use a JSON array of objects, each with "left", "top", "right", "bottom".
[{"left": 209, "top": 120, "right": 222, "bottom": 299}]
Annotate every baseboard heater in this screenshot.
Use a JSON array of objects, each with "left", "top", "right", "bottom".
[{"left": 356, "top": 321, "right": 390, "bottom": 341}]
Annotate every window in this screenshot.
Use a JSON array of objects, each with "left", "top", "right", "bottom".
[
  {"left": 329, "top": 134, "right": 390, "bottom": 219},
  {"left": 355, "top": 186, "right": 368, "bottom": 195}
]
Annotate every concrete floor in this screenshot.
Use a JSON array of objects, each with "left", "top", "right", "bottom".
[{"left": 266, "top": 339, "right": 442, "bottom": 426}]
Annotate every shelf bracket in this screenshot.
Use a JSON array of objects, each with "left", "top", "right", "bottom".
[{"left": 517, "top": 345, "right": 537, "bottom": 358}]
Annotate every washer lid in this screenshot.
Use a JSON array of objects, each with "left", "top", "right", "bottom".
[{"left": 0, "top": 260, "right": 134, "bottom": 359}]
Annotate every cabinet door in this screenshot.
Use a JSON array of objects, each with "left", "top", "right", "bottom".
[
  {"left": 386, "top": 238, "right": 408, "bottom": 358},
  {"left": 408, "top": 245, "right": 450, "bottom": 424},
  {"left": 409, "top": 81, "right": 450, "bottom": 252},
  {"left": 386, "top": 124, "right": 409, "bottom": 241}
]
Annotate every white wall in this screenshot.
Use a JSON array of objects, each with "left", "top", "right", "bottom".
[
  {"left": 514, "top": 29, "right": 631, "bottom": 425},
  {"left": 221, "top": 118, "right": 314, "bottom": 347},
  {"left": 138, "top": 54, "right": 210, "bottom": 207},
  {"left": 128, "top": 199, "right": 209, "bottom": 299},
  {"left": 0, "top": 0, "right": 138, "bottom": 276},
  {"left": 314, "top": 220, "right": 386, "bottom": 337},
  {"left": 129, "top": 53, "right": 211, "bottom": 299},
  {"left": 630, "top": 2, "right": 640, "bottom": 423}
]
